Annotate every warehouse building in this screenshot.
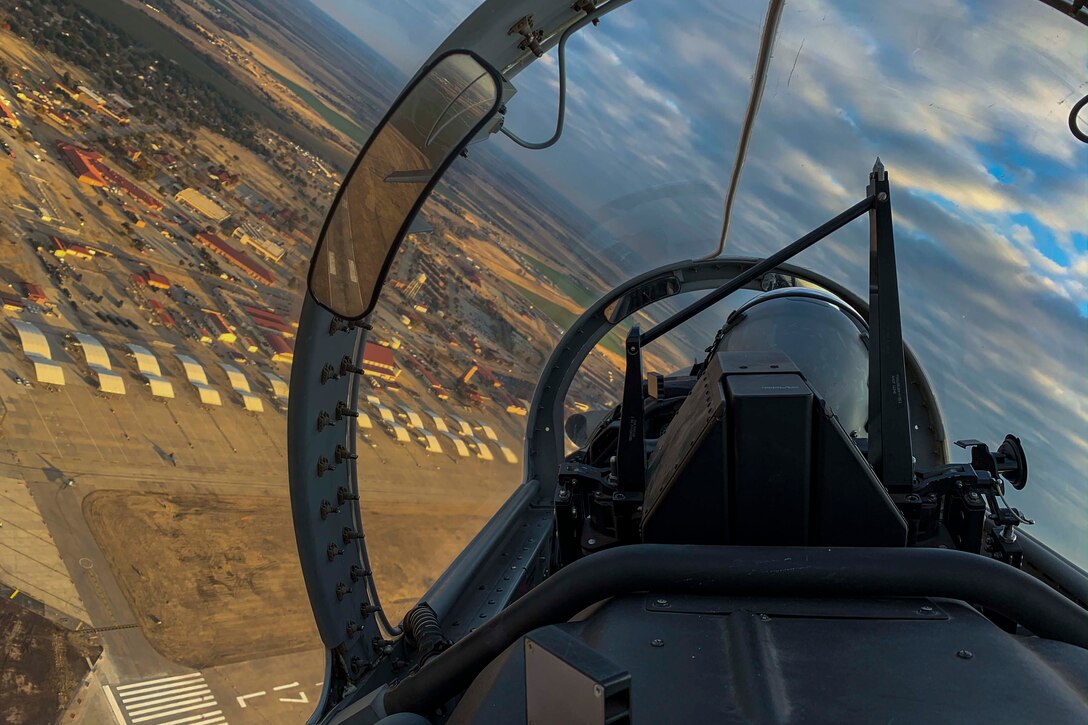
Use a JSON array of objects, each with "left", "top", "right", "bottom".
[
  {"left": 264, "top": 332, "right": 294, "bottom": 363},
  {"left": 195, "top": 232, "right": 276, "bottom": 286},
  {"left": 10, "top": 319, "right": 65, "bottom": 386},
  {"left": 362, "top": 342, "right": 400, "bottom": 382},
  {"left": 203, "top": 309, "right": 236, "bottom": 343},
  {"left": 175, "top": 354, "right": 222, "bottom": 406},
  {"left": 219, "top": 363, "right": 263, "bottom": 413},
  {"left": 71, "top": 332, "right": 125, "bottom": 395},
  {"left": 244, "top": 305, "right": 295, "bottom": 336},
  {"left": 260, "top": 370, "right": 288, "bottom": 408},
  {"left": 176, "top": 188, "right": 231, "bottom": 223},
  {"left": 232, "top": 224, "right": 285, "bottom": 263},
  {"left": 125, "top": 343, "right": 174, "bottom": 399}
]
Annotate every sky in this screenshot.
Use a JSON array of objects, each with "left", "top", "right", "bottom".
[{"left": 311, "top": 0, "right": 1087, "bottom": 564}]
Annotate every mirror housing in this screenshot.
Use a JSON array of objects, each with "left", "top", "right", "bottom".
[{"left": 307, "top": 51, "right": 503, "bottom": 319}]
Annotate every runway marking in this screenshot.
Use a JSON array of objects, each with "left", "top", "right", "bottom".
[
  {"left": 103, "top": 685, "right": 127, "bottom": 725},
  {"left": 235, "top": 690, "right": 265, "bottom": 708},
  {"left": 279, "top": 691, "right": 309, "bottom": 704},
  {"left": 157, "top": 711, "right": 225, "bottom": 725},
  {"left": 116, "top": 673, "right": 204, "bottom": 691},
  {"left": 115, "top": 673, "right": 226, "bottom": 724},
  {"left": 272, "top": 681, "right": 299, "bottom": 691}
]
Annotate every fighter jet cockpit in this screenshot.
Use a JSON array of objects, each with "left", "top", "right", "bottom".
[{"left": 285, "top": 1, "right": 1088, "bottom": 723}]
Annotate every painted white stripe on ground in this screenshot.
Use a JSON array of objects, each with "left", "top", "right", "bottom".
[
  {"left": 272, "top": 681, "right": 300, "bottom": 691},
  {"left": 102, "top": 686, "right": 126, "bottom": 725},
  {"left": 128, "top": 694, "right": 214, "bottom": 718},
  {"left": 235, "top": 691, "right": 265, "bottom": 708},
  {"left": 130, "top": 698, "right": 216, "bottom": 723},
  {"left": 125, "top": 689, "right": 212, "bottom": 712},
  {"left": 121, "top": 683, "right": 210, "bottom": 704},
  {"left": 116, "top": 673, "right": 203, "bottom": 691},
  {"left": 118, "top": 678, "right": 208, "bottom": 699},
  {"left": 156, "top": 709, "right": 223, "bottom": 725}
]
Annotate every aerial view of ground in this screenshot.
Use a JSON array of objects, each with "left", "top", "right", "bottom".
[
  {"left": 84, "top": 490, "right": 319, "bottom": 669},
  {"left": 0, "top": 596, "right": 101, "bottom": 725},
  {"left": 0, "top": 0, "right": 674, "bottom": 722}
]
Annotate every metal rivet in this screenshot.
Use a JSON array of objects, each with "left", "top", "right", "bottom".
[
  {"left": 587, "top": 538, "right": 597, "bottom": 546},
  {"left": 956, "top": 649, "right": 973, "bottom": 660},
  {"left": 920, "top": 604, "right": 934, "bottom": 613},
  {"left": 651, "top": 639, "right": 664, "bottom": 647},
  {"left": 593, "top": 685, "right": 603, "bottom": 697}
]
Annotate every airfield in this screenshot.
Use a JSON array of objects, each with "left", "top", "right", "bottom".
[
  {"left": 0, "top": 302, "right": 528, "bottom": 725},
  {"left": 0, "top": 5, "right": 615, "bottom": 723}
]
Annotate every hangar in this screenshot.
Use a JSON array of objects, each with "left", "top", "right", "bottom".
[
  {"left": 125, "top": 343, "right": 174, "bottom": 399},
  {"left": 219, "top": 363, "right": 264, "bottom": 414},
  {"left": 176, "top": 354, "right": 222, "bottom": 406},
  {"left": 10, "top": 320, "right": 65, "bottom": 386},
  {"left": 71, "top": 332, "right": 125, "bottom": 395}
]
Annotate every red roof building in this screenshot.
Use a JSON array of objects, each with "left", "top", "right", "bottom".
[
  {"left": 145, "top": 271, "right": 170, "bottom": 290},
  {"left": 23, "top": 282, "right": 46, "bottom": 303},
  {"left": 203, "top": 310, "right": 236, "bottom": 342},
  {"left": 147, "top": 299, "right": 175, "bottom": 328},
  {"left": 57, "top": 143, "right": 107, "bottom": 187},
  {"left": 243, "top": 305, "right": 295, "bottom": 336},
  {"left": 1, "top": 292, "right": 25, "bottom": 311},
  {"left": 264, "top": 332, "right": 293, "bottom": 363},
  {"left": 56, "top": 143, "right": 162, "bottom": 209},
  {"left": 195, "top": 232, "right": 275, "bottom": 286},
  {"left": 361, "top": 342, "right": 400, "bottom": 382}
]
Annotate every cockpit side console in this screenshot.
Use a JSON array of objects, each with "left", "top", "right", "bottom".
[{"left": 641, "top": 351, "right": 907, "bottom": 547}]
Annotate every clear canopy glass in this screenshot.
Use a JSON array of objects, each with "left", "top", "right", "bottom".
[{"left": 351, "top": 0, "right": 1085, "bottom": 619}]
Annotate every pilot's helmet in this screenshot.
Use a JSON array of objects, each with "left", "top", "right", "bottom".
[{"left": 717, "top": 287, "right": 869, "bottom": 437}]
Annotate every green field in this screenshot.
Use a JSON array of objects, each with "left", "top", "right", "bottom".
[
  {"left": 517, "top": 286, "right": 576, "bottom": 328},
  {"left": 268, "top": 68, "right": 368, "bottom": 146},
  {"left": 523, "top": 255, "right": 599, "bottom": 308},
  {"left": 517, "top": 285, "right": 625, "bottom": 357}
]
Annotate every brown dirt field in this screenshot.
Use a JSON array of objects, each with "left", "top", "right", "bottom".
[
  {"left": 0, "top": 598, "right": 101, "bottom": 725},
  {"left": 83, "top": 489, "right": 320, "bottom": 669},
  {"left": 363, "top": 500, "right": 496, "bottom": 622},
  {"left": 83, "top": 489, "right": 503, "bottom": 665}
]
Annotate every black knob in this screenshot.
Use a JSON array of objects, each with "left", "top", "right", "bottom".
[
  {"left": 340, "top": 355, "right": 364, "bottom": 376},
  {"left": 335, "top": 401, "right": 359, "bottom": 420}
]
